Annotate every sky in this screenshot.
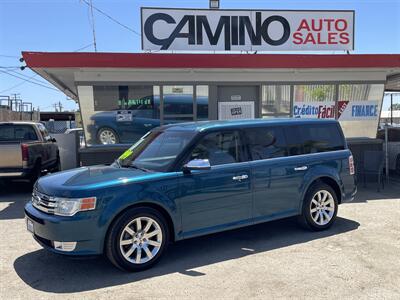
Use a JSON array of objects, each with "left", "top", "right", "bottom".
[{"left": 0, "top": 0, "right": 399, "bottom": 112}]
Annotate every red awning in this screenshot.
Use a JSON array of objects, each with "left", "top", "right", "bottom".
[{"left": 22, "top": 52, "right": 400, "bottom": 69}]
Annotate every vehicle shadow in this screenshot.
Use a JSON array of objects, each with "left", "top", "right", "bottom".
[
  {"left": 14, "top": 216, "right": 359, "bottom": 293},
  {"left": 0, "top": 180, "right": 32, "bottom": 220},
  {"left": 350, "top": 180, "right": 400, "bottom": 203}
]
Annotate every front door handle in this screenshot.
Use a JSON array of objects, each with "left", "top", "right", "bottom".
[
  {"left": 294, "top": 166, "right": 308, "bottom": 171},
  {"left": 232, "top": 174, "right": 249, "bottom": 181}
]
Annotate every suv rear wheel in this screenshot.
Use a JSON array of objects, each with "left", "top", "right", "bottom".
[
  {"left": 106, "top": 207, "right": 169, "bottom": 272},
  {"left": 299, "top": 182, "right": 338, "bottom": 231}
]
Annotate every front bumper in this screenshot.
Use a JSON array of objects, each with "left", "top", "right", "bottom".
[{"left": 24, "top": 202, "right": 104, "bottom": 256}]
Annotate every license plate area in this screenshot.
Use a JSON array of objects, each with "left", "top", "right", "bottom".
[{"left": 26, "top": 218, "right": 34, "bottom": 233}]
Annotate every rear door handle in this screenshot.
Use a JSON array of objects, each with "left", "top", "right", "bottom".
[
  {"left": 233, "top": 174, "right": 249, "bottom": 181},
  {"left": 294, "top": 166, "right": 308, "bottom": 171}
]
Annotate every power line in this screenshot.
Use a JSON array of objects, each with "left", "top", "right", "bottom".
[
  {"left": 0, "top": 66, "right": 21, "bottom": 70},
  {"left": 0, "top": 74, "right": 37, "bottom": 93},
  {"left": 73, "top": 42, "right": 94, "bottom": 52},
  {"left": 7, "top": 69, "right": 54, "bottom": 85},
  {"left": 88, "top": 0, "right": 98, "bottom": 52},
  {"left": 0, "top": 42, "right": 95, "bottom": 93},
  {"left": 0, "top": 54, "right": 20, "bottom": 59},
  {"left": 80, "top": 0, "right": 141, "bottom": 36},
  {"left": 0, "top": 70, "right": 60, "bottom": 92}
]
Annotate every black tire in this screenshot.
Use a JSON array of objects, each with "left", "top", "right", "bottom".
[
  {"left": 298, "top": 182, "right": 338, "bottom": 231},
  {"left": 97, "top": 127, "right": 119, "bottom": 145},
  {"left": 29, "top": 161, "right": 42, "bottom": 185},
  {"left": 396, "top": 155, "right": 400, "bottom": 176},
  {"left": 105, "top": 207, "right": 169, "bottom": 272}
]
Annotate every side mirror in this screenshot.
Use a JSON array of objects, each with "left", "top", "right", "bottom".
[{"left": 183, "top": 159, "right": 211, "bottom": 173}]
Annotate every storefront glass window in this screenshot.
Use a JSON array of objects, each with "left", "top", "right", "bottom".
[
  {"left": 88, "top": 85, "right": 160, "bottom": 145},
  {"left": 82, "top": 84, "right": 209, "bottom": 146},
  {"left": 163, "top": 85, "right": 193, "bottom": 115},
  {"left": 338, "top": 84, "right": 384, "bottom": 138},
  {"left": 261, "top": 85, "right": 290, "bottom": 116},
  {"left": 293, "top": 84, "right": 336, "bottom": 119},
  {"left": 196, "top": 85, "right": 209, "bottom": 120}
]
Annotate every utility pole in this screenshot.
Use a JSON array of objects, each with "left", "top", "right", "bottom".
[{"left": 89, "top": 0, "right": 98, "bottom": 52}]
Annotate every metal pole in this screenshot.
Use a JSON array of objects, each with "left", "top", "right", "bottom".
[
  {"left": 385, "top": 124, "right": 389, "bottom": 181},
  {"left": 390, "top": 93, "right": 393, "bottom": 125}
]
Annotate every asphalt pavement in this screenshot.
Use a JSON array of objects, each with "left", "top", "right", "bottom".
[{"left": 0, "top": 179, "right": 399, "bottom": 299}]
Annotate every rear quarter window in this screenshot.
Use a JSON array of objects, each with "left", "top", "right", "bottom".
[
  {"left": 301, "top": 124, "right": 345, "bottom": 153},
  {"left": 284, "top": 123, "right": 345, "bottom": 155}
]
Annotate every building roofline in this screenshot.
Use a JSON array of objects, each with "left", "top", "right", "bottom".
[{"left": 22, "top": 52, "right": 400, "bottom": 69}]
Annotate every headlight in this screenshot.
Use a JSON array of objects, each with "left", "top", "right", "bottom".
[{"left": 54, "top": 197, "right": 97, "bottom": 216}]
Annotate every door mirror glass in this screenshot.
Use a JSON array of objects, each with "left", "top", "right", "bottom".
[{"left": 184, "top": 159, "right": 211, "bottom": 172}]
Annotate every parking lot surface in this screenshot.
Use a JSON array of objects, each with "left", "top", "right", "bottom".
[{"left": 1, "top": 180, "right": 399, "bottom": 299}]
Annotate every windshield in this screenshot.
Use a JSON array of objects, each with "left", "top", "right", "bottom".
[{"left": 117, "top": 130, "right": 196, "bottom": 172}]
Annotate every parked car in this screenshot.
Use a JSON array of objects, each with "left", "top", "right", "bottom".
[
  {"left": 377, "top": 126, "right": 400, "bottom": 174},
  {"left": 0, "top": 122, "right": 60, "bottom": 183},
  {"left": 88, "top": 95, "right": 208, "bottom": 145},
  {"left": 25, "top": 119, "right": 356, "bottom": 271}
]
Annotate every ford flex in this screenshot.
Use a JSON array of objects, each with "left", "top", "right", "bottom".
[{"left": 25, "top": 119, "right": 357, "bottom": 271}]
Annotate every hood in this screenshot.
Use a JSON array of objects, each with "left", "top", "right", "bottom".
[{"left": 35, "top": 165, "right": 162, "bottom": 197}]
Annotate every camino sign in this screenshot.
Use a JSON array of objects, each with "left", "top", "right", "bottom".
[{"left": 141, "top": 8, "right": 354, "bottom": 51}]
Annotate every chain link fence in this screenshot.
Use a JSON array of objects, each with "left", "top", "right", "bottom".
[{"left": 43, "top": 120, "right": 77, "bottom": 133}]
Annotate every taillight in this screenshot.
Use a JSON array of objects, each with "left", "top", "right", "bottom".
[
  {"left": 21, "top": 144, "right": 29, "bottom": 162},
  {"left": 349, "top": 155, "right": 355, "bottom": 175}
]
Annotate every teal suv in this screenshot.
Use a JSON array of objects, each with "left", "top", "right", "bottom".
[{"left": 25, "top": 119, "right": 357, "bottom": 271}]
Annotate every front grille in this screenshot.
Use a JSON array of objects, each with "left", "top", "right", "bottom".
[{"left": 32, "top": 189, "right": 57, "bottom": 214}]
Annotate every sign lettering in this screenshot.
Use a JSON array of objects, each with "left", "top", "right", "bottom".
[{"left": 141, "top": 8, "right": 354, "bottom": 51}]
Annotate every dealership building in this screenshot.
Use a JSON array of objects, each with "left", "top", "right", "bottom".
[{"left": 21, "top": 8, "right": 400, "bottom": 165}]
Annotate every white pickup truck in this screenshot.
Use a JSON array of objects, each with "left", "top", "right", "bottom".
[{"left": 0, "top": 122, "right": 60, "bottom": 183}]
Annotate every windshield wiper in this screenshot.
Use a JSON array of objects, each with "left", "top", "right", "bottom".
[{"left": 128, "top": 164, "right": 151, "bottom": 172}]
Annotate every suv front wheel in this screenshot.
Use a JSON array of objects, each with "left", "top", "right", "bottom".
[
  {"left": 106, "top": 207, "right": 169, "bottom": 272},
  {"left": 299, "top": 182, "right": 338, "bottom": 231}
]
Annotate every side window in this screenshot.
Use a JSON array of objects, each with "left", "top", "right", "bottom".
[
  {"left": 244, "top": 127, "right": 287, "bottom": 160},
  {"left": 189, "top": 131, "right": 244, "bottom": 166},
  {"left": 301, "top": 124, "right": 345, "bottom": 153},
  {"left": 284, "top": 126, "right": 304, "bottom": 156}
]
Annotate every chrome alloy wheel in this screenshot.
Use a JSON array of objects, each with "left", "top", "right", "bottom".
[
  {"left": 309, "top": 190, "right": 335, "bottom": 226},
  {"left": 119, "top": 217, "right": 163, "bottom": 264},
  {"left": 99, "top": 129, "right": 117, "bottom": 144}
]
